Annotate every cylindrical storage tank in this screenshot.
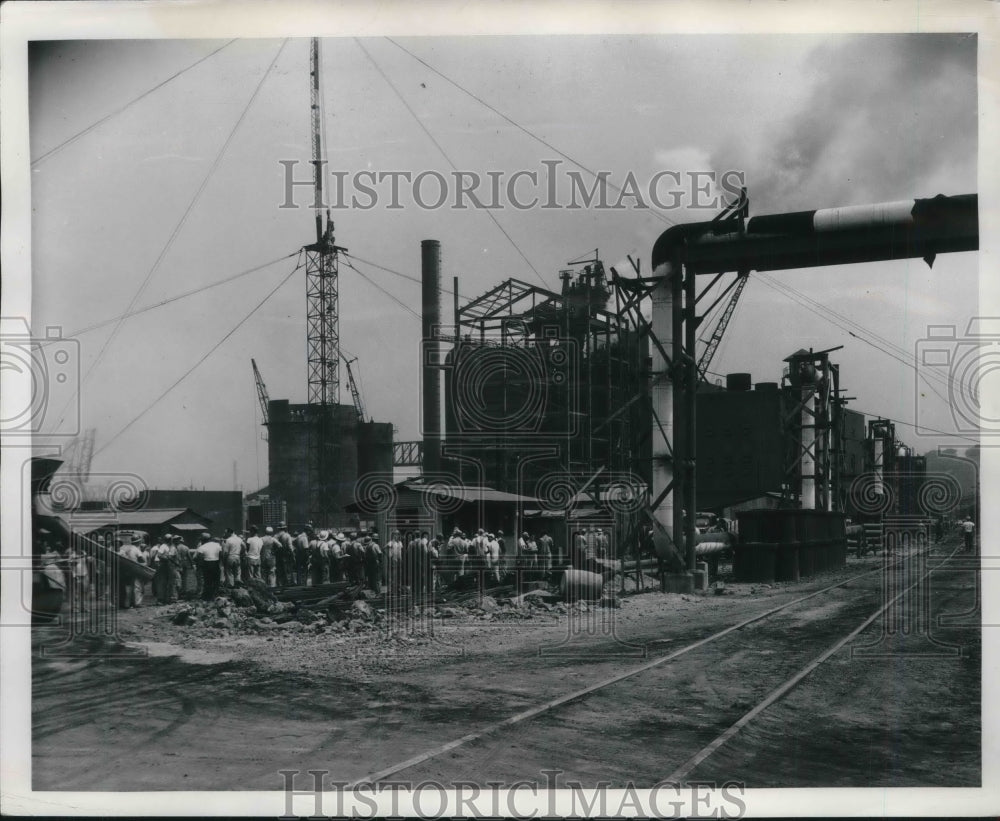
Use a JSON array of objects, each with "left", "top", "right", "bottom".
[
  {"left": 726, "top": 372, "right": 752, "bottom": 392},
  {"left": 755, "top": 382, "right": 779, "bottom": 393},
  {"left": 357, "top": 421, "right": 394, "bottom": 477},
  {"left": 821, "top": 512, "right": 835, "bottom": 571},
  {"left": 742, "top": 542, "right": 777, "bottom": 583},
  {"left": 814, "top": 512, "right": 829, "bottom": 572},
  {"left": 776, "top": 512, "right": 800, "bottom": 583},
  {"left": 734, "top": 512, "right": 757, "bottom": 580},
  {"left": 827, "top": 513, "right": 841, "bottom": 568},
  {"left": 560, "top": 568, "right": 604, "bottom": 601},
  {"left": 762, "top": 510, "right": 784, "bottom": 542},
  {"left": 819, "top": 512, "right": 832, "bottom": 572},
  {"left": 797, "top": 511, "right": 814, "bottom": 577},
  {"left": 803, "top": 512, "right": 819, "bottom": 573},
  {"left": 733, "top": 540, "right": 747, "bottom": 579},
  {"left": 738, "top": 512, "right": 762, "bottom": 544},
  {"left": 830, "top": 512, "right": 848, "bottom": 569},
  {"left": 334, "top": 405, "right": 360, "bottom": 522}
]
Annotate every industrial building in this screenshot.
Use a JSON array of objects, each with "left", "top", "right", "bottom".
[
  {"left": 696, "top": 368, "right": 868, "bottom": 517},
  {"left": 435, "top": 257, "right": 651, "bottom": 500}
]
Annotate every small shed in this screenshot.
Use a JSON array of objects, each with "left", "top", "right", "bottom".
[
  {"left": 82, "top": 508, "right": 213, "bottom": 545},
  {"left": 346, "top": 478, "right": 539, "bottom": 552}
]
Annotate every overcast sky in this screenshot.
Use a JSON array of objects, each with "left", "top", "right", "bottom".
[{"left": 27, "top": 33, "right": 979, "bottom": 492}]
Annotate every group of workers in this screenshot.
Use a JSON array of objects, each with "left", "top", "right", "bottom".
[{"left": 36, "top": 522, "right": 619, "bottom": 612}]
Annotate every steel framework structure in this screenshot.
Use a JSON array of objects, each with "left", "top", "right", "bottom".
[
  {"left": 304, "top": 224, "right": 345, "bottom": 523},
  {"left": 781, "top": 349, "right": 841, "bottom": 511},
  {"left": 393, "top": 440, "right": 424, "bottom": 467},
  {"left": 303, "top": 38, "right": 347, "bottom": 523},
  {"left": 444, "top": 257, "right": 667, "bottom": 580}
]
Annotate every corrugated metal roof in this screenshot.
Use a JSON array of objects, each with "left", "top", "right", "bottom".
[
  {"left": 74, "top": 508, "right": 207, "bottom": 528},
  {"left": 346, "top": 481, "right": 538, "bottom": 512},
  {"left": 406, "top": 482, "right": 539, "bottom": 504}
]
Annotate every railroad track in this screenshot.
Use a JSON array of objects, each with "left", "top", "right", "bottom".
[{"left": 346, "top": 541, "right": 972, "bottom": 787}]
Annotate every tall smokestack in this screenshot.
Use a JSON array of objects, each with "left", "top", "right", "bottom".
[{"left": 421, "top": 240, "right": 442, "bottom": 476}]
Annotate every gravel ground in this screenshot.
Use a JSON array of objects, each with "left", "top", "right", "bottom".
[{"left": 111, "top": 556, "right": 885, "bottom": 679}]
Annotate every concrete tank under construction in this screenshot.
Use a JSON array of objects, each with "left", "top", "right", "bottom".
[{"left": 266, "top": 399, "right": 393, "bottom": 529}]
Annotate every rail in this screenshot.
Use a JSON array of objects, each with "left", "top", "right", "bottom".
[{"left": 345, "top": 546, "right": 936, "bottom": 787}]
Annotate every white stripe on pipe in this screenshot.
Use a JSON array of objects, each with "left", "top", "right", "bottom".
[{"left": 812, "top": 200, "right": 915, "bottom": 232}]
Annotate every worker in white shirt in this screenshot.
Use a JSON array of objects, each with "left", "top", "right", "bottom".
[
  {"left": 260, "top": 527, "right": 277, "bottom": 587},
  {"left": 447, "top": 529, "right": 467, "bottom": 582},
  {"left": 117, "top": 535, "right": 146, "bottom": 609},
  {"left": 151, "top": 537, "right": 178, "bottom": 604},
  {"left": 275, "top": 523, "right": 294, "bottom": 586},
  {"left": 245, "top": 526, "right": 263, "bottom": 580},
  {"left": 486, "top": 532, "right": 502, "bottom": 582},
  {"left": 173, "top": 535, "right": 198, "bottom": 599},
  {"left": 196, "top": 532, "right": 223, "bottom": 600},
  {"left": 330, "top": 533, "right": 346, "bottom": 583},
  {"left": 294, "top": 528, "right": 311, "bottom": 586},
  {"left": 312, "top": 531, "right": 330, "bottom": 585},
  {"left": 222, "top": 529, "right": 244, "bottom": 587},
  {"left": 64, "top": 541, "right": 91, "bottom": 609},
  {"left": 385, "top": 530, "right": 404, "bottom": 592},
  {"left": 961, "top": 517, "right": 976, "bottom": 552}
]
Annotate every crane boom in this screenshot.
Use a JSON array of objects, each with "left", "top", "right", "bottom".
[
  {"left": 310, "top": 37, "right": 325, "bottom": 244},
  {"left": 698, "top": 272, "right": 749, "bottom": 377},
  {"left": 305, "top": 37, "right": 341, "bottom": 407},
  {"left": 62, "top": 427, "right": 97, "bottom": 483},
  {"left": 251, "top": 358, "right": 270, "bottom": 427},
  {"left": 77, "top": 428, "right": 95, "bottom": 482},
  {"left": 341, "top": 353, "right": 366, "bottom": 422}
]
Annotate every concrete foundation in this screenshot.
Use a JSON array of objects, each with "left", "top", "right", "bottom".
[{"left": 694, "top": 562, "right": 709, "bottom": 591}]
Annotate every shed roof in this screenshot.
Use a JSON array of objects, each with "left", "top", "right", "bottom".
[
  {"left": 411, "top": 483, "right": 539, "bottom": 504},
  {"left": 79, "top": 508, "right": 210, "bottom": 529}
]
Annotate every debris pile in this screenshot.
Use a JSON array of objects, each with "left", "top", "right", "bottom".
[{"left": 161, "top": 577, "right": 622, "bottom": 636}]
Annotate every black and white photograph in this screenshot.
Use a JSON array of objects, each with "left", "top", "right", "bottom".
[{"left": 1, "top": 1, "right": 997, "bottom": 816}]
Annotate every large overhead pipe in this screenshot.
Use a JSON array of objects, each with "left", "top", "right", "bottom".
[
  {"left": 649, "top": 194, "right": 978, "bottom": 554},
  {"left": 652, "top": 194, "right": 978, "bottom": 275},
  {"left": 421, "top": 240, "right": 442, "bottom": 476}
]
